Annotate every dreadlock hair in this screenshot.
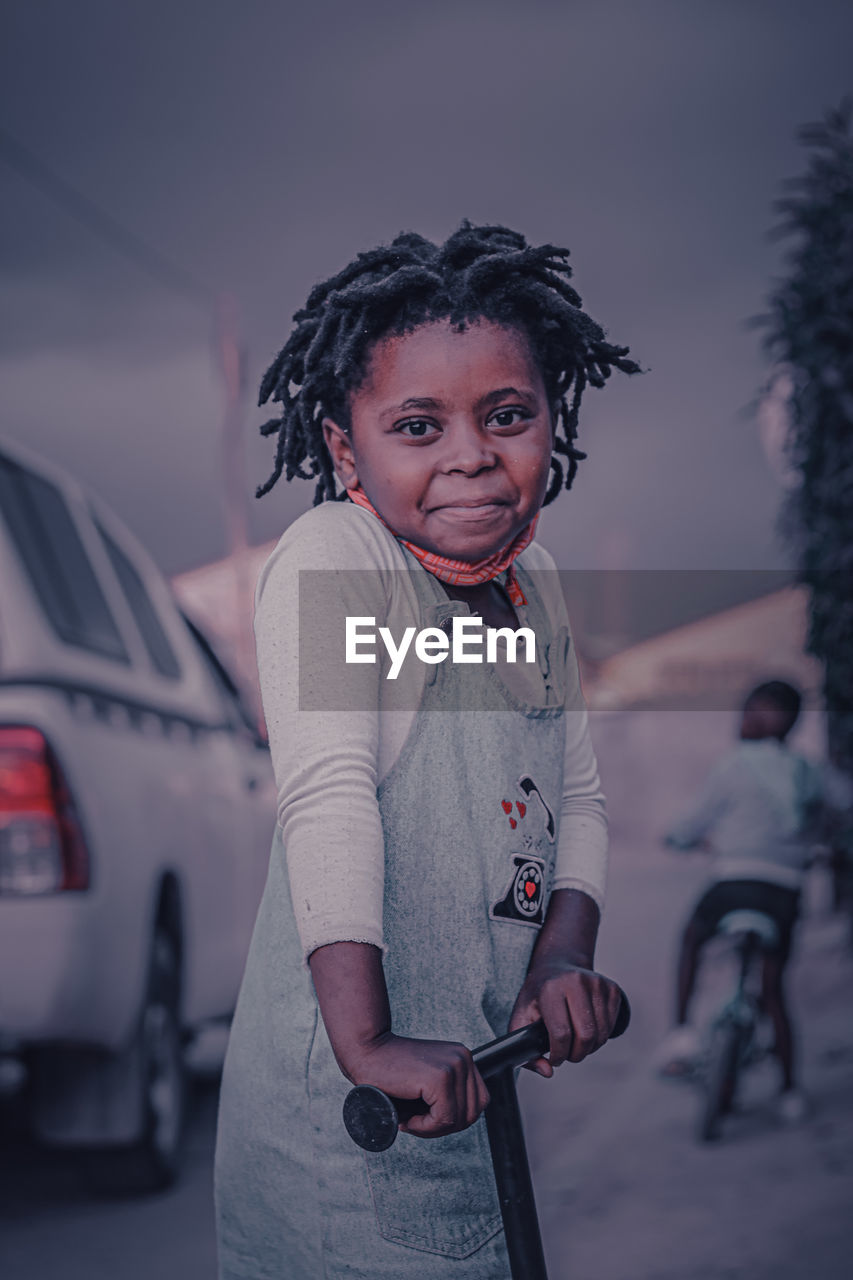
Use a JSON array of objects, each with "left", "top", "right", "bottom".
[{"left": 256, "top": 221, "right": 641, "bottom": 506}]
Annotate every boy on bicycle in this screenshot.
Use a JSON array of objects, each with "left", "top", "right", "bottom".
[{"left": 658, "top": 680, "right": 848, "bottom": 1119}]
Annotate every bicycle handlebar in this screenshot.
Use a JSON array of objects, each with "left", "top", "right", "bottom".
[{"left": 342, "top": 991, "right": 630, "bottom": 1151}]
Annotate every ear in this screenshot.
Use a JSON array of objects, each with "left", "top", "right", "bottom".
[{"left": 322, "top": 418, "right": 359, "bottom": 491}]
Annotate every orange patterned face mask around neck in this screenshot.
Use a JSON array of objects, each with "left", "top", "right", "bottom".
[{"left": 346, "top": 485, "right": 537, "bottom": 607}]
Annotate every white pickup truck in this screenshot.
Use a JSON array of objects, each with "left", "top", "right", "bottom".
[{"left": 0, "top": 434, "right": 276, "bottom": 1187}]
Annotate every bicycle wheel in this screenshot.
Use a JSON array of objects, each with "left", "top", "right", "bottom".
[{"left": 698, "top": 1022, "right": 740, "bottom": 1143}]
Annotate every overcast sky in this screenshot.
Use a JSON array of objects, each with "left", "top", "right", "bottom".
[{"left": 2, "top": 0, "right": 851, "bottom": 576}]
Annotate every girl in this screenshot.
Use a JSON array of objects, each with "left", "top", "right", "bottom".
[{"left": 214, "top": 222, "right": 639, "bottom": 1279}]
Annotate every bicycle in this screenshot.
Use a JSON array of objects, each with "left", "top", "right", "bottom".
[{"left": 696, "top": 908, "right": 778, "bottom": 1142}]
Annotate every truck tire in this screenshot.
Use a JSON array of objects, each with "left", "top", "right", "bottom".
[
  {"left": 89, "top": 926, "right": 187, "bottom": 1193},
  {"left": 130, "top": 926, "right": 186, "bottom": 1188}
]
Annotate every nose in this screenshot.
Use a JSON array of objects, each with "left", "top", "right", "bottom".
[{"left": 440, "top": 417, "right": 498, "bottom": 475}]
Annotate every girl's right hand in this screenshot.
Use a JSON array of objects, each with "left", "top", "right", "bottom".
[
  {"left": 307, "top": 941, "right": 488, "bottom": 1137},
  {"left": 350, "top": 1034, "right": 490, "bottom": 1139}
]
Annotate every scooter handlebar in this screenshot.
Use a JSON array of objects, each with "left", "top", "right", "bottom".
[{"left": 342, "top": 991, "right": 630, "bottom": 1151}]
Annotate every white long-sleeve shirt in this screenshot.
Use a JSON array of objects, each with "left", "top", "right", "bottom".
[
  {"left": 254, "top": 501, "right": 608, "bottom": 962},
  {"left": 665, "top": 737, "right": 835, "bottom": 889}
]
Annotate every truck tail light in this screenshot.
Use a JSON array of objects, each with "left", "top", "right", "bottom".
[{"left": 0, "top": 726, "right": 90, "bottom": 895}]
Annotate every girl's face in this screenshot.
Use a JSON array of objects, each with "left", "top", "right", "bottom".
[{"left": 323, "top": 318, "right": 555, "bottom": 561}]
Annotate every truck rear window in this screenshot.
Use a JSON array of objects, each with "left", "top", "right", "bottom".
[
  {"left": 0, "top": 455, "right": 129, "bottom": 663},
  {"left": 96, "top": 521, "right": 182, "bottom": 679}
]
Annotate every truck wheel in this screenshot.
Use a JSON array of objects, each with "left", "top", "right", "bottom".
[
  {"left": 93, "top": 927, "right": 187, "bottom": 1193},
  {"left": 138, "top": 928, "right": 186, "bottom": 1186}
]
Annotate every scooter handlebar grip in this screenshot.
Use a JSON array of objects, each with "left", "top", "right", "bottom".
[
  {"left": 342, "top": 1022, "right": 549, "bottom": 1153},
  {"left": 342, "top": 1085, "right": 428, "bottom": 1152},
  {"left": 342, "top": 991, "right": 630, "bottom": 1152}
]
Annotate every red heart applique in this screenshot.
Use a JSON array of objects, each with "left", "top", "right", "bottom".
[
  {"left": 509, "top": 817, "right": 517, "bottom": 829},
  {"left": 525, "top": 880, "right": 536, "bottom": 898},
  {"left": 501, "top": 800, "right": 513, "bottom": 814},
  {"left": 516, "top": 802, "right": 526, "bottom": 818}
]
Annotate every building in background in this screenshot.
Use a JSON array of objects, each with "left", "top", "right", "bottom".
[{"left": 583, "top": 584, "right": 821, "bottom": 712}]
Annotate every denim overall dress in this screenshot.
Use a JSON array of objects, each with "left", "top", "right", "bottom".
[{"left": 215, "top": 551, "right": 571, "bottom": 1279}]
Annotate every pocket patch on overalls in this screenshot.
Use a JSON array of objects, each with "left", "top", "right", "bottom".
[
  {"left": 490, "top": 855, "right": 546, "bottom": 927},
  {"left": 362, "top": 1119, "right": 503, "bottom": 1258}
]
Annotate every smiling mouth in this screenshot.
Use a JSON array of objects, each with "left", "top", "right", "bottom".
[
  {"left": 430, "top": 502, "right": 510, "bottom": 522},
  {"left": 430, "top": 499, "right": 510, "bottom": 512}
]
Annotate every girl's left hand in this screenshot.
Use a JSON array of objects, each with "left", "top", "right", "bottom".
[{"left": 507, "top": 960, "right": 623, "bottom": 1077}]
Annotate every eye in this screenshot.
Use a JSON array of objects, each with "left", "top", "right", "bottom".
[
  {"left": 394, "top": 418, "right": 440, "bottom": 439},
  {"left": 488, "top": 407, "right": 530, "bottom": 431}
]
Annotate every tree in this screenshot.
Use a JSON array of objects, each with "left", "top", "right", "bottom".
[{"left": 763, "top": 100, "right": 853, "bottom": 772}]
